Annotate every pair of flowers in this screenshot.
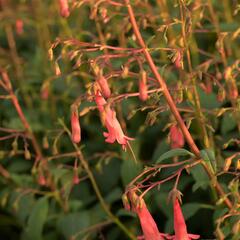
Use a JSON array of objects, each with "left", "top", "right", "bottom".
[
  {"left": 70, "top": 90, "right": 133, "bottom": 149},
  {"left": 125, "top": 191, "right": 200, "bottom": 240}
]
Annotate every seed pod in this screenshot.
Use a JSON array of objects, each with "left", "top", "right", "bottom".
[{"left": 71, "top": 110, "right": 81, "bottom": 143}]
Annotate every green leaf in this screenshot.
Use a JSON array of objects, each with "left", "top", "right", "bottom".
[
  {"left": 221, "top": 112, "right": 237, "bottom": 134},
  {"left": 191, "top": 164, "right": 209, "bottom": 191},
  {"left": 182, "top": 203, "right": 201, "bottom": 220},
  {"left": 156, "top": 148, "right": 194, "bottom": 163},
  {"left": 22, "top": 197, "right": 49, "bottom": 240},
  {"left": 121, "top": 140, "right": 142, "bottom": 186},
  {"left": 57, "top": 211, "right": 90, "bottom": 240},
  {"left": 200, "top": 149, "right": 216, "bottom": 173}
]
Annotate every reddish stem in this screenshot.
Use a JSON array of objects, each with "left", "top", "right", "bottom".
[{"left": 124, "top": 0, "right": 233, "bottom": 209}]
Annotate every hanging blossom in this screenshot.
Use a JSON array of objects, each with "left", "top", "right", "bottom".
[
  {"left": 169, "top": 124, "right": 185, "bottom": 149},
  {"left": 58, "top": 0, "right": 70, "bottom": 18},
  {"left": 94, "top": 91, "right": 133, "bottom": 150},
  {"left": 171, "top": 198, "right": 200, "bottom": 240},
  {"left": 128, "top": 191, "right": 169, "bottom": 240}
]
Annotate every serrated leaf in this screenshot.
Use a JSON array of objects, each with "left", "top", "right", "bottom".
[{"left": 156, "top": 148, "right": 194, "bottom": 163}]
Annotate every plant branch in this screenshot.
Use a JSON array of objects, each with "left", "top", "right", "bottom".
[{"left": 124, "top": 0, "right": 233, "bottom": 210}]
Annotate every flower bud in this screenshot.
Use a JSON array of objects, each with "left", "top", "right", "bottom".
[
  {"left": 72, "top": 174, "right": 80, "bottom": 185},
  {"left": 229, "top": 81, "right": 238, "bottom": 100},
  {"left": 41, "top": 82, "right": 50, "bottom": 100},
  {"left": 169, "top": 125, "right": 185, "bottom": 149},
  {"left": 15, "top": 19, "right": 24, "bottom": 35},
  {"left": 38, "top": 173, "right": 46, "bottom": 186},
  {"left": 139, "top": 70, "right": 148, "bottom": 101},
  {"left": 58, "top": 0, "right": 70, "bottom": 18},
  {"left": 71, "top": 110, "right": 81, "bottom": 143},
  {"left": 174, "top": 50, "right": 183, "bottom": 69},
  {"left": 97, "top": 75, "right": 111, "bottom": 98}
]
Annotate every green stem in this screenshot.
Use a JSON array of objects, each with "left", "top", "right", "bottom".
[{"left": 59, "top": 120, "right": 137, "bottom": 240}]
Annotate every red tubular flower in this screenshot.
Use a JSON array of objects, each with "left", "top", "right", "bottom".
[
  {"left": 139, "top": 70, "right": 148, "bottom": 101},
  {"left": 58, "top": 0, "right": 70, "bottom": 18},
  {"left": 172, "top": 199, "right": 200, "bottom": 240},
  {"left": 103, "top": 106, "right": 133, "bottom": 150},
  {"left": 71, "top": 110, "right": 81, "bottom": 143},
  {"left": 169, "top": 125, "right": 185, "bottom": 149},
  {"left": 129, "top": 192, "right": 167, "bottom": 240},
  {"left": 97, "top": 75, "right": 111, "bottom": 99}
]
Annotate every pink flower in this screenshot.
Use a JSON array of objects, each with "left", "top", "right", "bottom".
[
  {"left": 15, "top": 19, "right": 24, "bottom": 35},
  {"left": 58, "top": 0, "right": 70, "bottom": 18},
  {"left": 172, "top": 199, "right": 200, "bottom": 240},
  {"left": 71, "top": 110, "right": 81, "bottom": 143},
  {"left": 169, "top": 125, "right": 185, "bottom": 149},
  {"left": 129, "top": 192, "right": 167, "bottom": 240},
  {"left": 103, "top": 106, "right": 133, "bottom": 150},
  {"left": 139, "top": 71, "right": 148, "bottom": 101},
  {"left": 97, "top": 75, "right": 111, "bottom": 99}
]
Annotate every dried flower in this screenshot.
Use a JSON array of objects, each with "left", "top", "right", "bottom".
[
  {"left": 71, "top": 110, "right": 81, "bottom": 143},
  {"left": 58, "top": 0, "right": 70, "bottom": 18},
  {"left": 169, "top": 125, "right": 185, "bottom": 149},
  {"left": 103, "top": 106, "right": 133, "bottom": 150},
  {"left": 139, "top": 70, "right": 148, "bottom": 101},
  {"left": 172, "top": 199, "right": 200, "bottom": 240}
]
